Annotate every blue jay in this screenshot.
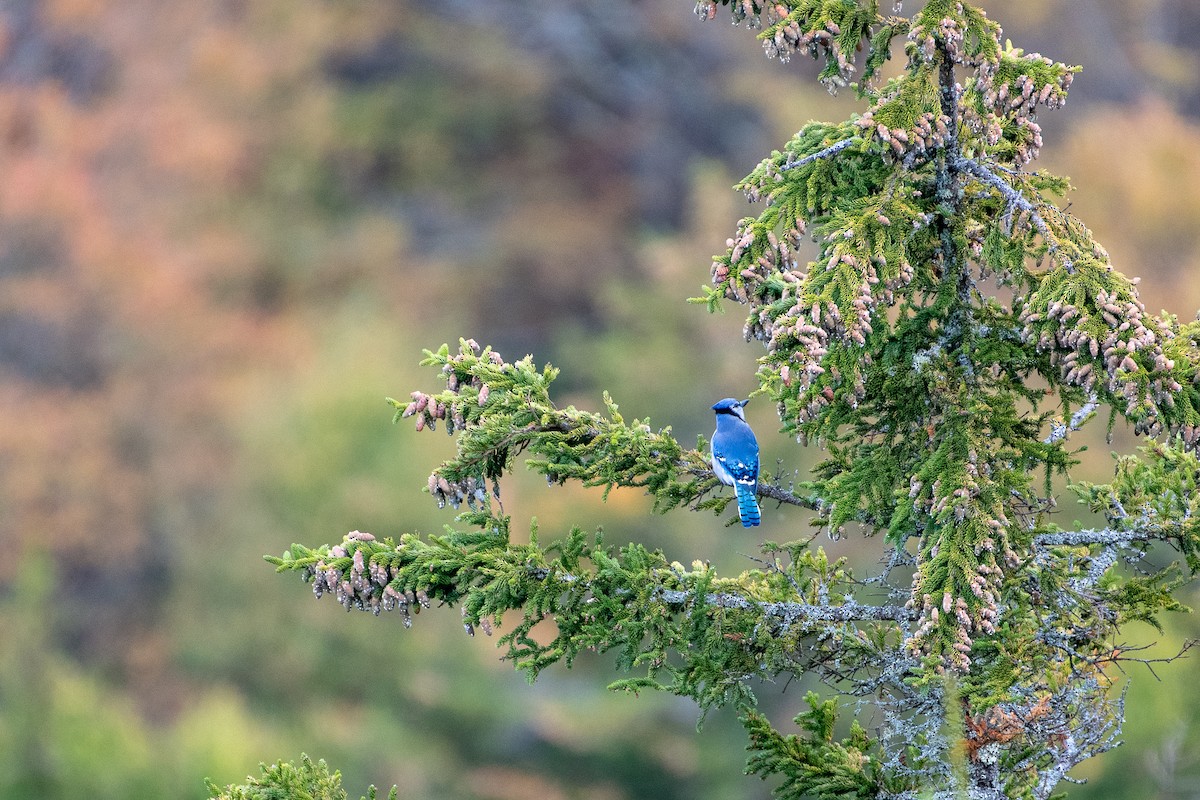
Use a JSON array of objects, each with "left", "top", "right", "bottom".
[{"left": 711, "top": 398, "right": 760, "bottom": 527}]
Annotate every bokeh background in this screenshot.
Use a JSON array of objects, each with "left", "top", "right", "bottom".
[{"left": 2, "top": 0, "right": 1200, "bottom": 797}]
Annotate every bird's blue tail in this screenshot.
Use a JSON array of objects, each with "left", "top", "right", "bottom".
[{"left": 735, "top": 482, "right": 761, "bottom": 527}]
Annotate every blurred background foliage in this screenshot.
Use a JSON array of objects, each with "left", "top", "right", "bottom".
[{"left": 2, "top": 0, "right": 1199, "bottom": 797}]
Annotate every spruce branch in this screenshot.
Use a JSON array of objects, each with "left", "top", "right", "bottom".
[
  {"left": 952, "top": 154, "right": 1066, "bottom": 269},
  {"left": 743, "top": 693, "right": 884, "bottom": 799},
  {"left": 268, "top": 519, "right": 914, "bottom": 710},
  {"left": 205, "top": 754, "right": 396, "bottom": 800},
  {"left": 399, "top": 339, "right": 828, "bottom": 525},
  {"left": 695, "top": 0, "right": 910, "bottom": 91}
]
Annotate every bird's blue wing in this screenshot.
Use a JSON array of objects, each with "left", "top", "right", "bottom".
[{"left": 711, "top": 423, "right": 761, "bottom": 527}]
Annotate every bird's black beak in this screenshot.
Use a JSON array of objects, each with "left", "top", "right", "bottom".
[{"left": 740, "top": 398, "right": 751, "bottom": 408}]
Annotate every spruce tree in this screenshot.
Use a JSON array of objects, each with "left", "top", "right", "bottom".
[{"left": 263, "top": 2, "right": 1200, "bottom": 798}]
